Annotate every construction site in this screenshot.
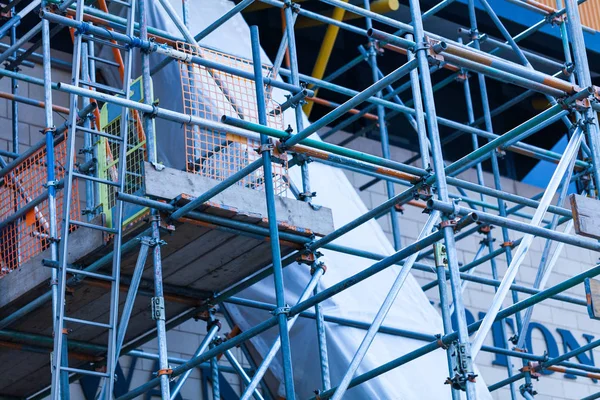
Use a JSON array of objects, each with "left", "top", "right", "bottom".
[{"left": 2, "top": 0, "right": 600, "bottom": 399}]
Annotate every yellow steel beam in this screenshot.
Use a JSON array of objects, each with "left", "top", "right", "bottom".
[
  {"left": 303, "top": 0, "right": 349, "bottom": 117},
  {"left": 296, "top": 0, "right": 400, "bottom": 29}
]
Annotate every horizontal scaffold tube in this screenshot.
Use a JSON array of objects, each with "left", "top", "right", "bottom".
[{"left": 427, "top": 198, "right": 600, "bottom": 252}]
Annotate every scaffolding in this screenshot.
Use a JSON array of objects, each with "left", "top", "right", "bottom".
[{"left": 0, "top": 0, "right": 600, "bottom": 399}]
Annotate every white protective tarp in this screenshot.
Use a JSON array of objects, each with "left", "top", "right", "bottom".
[{"left": 100, "top": 1, "right": 493, "bottom": 398}]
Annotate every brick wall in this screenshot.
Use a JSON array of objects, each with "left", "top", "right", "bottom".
[{"left": 327, "top": 131, "right": 600, "bottom": 400}]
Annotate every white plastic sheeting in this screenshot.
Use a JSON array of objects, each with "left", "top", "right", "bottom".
[{"left": 100, "top": 1, "right": 493, "bottom": 398}]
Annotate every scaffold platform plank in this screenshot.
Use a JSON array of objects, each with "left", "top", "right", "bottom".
[
  {"left": 570, "top": 193, "right": 600, "bottom": 239},
  {"left": 0, "top": 168, "right": 334, "bottom": 397}
]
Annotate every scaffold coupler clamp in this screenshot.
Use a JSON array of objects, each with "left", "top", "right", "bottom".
[
  {"left": 299, "top": 190, "right": 317, "bottom": 202},
  {"left": 151, "top": 296, "right": 166, "bottom": 321},
  {"left": 40, "top": 126, "right": 56, "bottom": 137},
  {"left": 272, "top": 305, "right": 291, "bottom": 319},
  {"left": 297, "top": 249, "right": 321, "bottom": 265},
  {"left": 155, "top": 368, "right": 173, "bottom": 378},
  {"left": 478, "top": 223, "right": 493, "bottom": 235},
  {"left": 520, "top": 382, "right": 538, "bottom": 396},
  {"left": 435, "top": 334, "right": 449, "bottom": 350},
  {"left": 413, "top": 183, "right": 433, "bottom": 201},
  {"left": 256, "top": 140, "right": 275, "bottom": 155},
  {"left": 207, "top": 318, "right": 222, "bottom": 332},
  {"left": 562, "top": 61, "right": 575, "bottom": 78},
  {"left": 43, "top": 179, "right": 61, "bottom": 191},
  {"left": 433, "top": 243, "right": 448, "bottom": 268},
  {"left": 446, "top": 343, "right": 477, "bottom": 391},
  {"left": 521, "top": 361, "right": 542, "bottom": 380},
  {"left": 284, "top": 0, "right": 301, "bottom": 13},
  {"left": 455, "top": 68, "right": 470, "bottom": 82},
  {"left": 546, "top": 11, "right": 565, "bottom": 26},
  {"left": 439, "top": 218, "right": 458, "bottom": 231},
  {"left": 139, "top": 235, "right": 166, "bottom": 248}
]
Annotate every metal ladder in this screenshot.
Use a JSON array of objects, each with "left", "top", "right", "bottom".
[{"left": 50, "top": 0, "right": 137, "bottom": 398}]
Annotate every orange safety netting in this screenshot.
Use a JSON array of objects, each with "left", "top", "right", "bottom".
[
  {"left": 0, "top": 136, "right": 79, "bottom": 277},
  {"left": 177, "top": 42, "right": 288, "bottom": 196}
]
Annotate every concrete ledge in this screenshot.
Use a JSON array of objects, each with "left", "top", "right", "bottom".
[{"left": 144, "top": 162, "right": 335, "bottom": 236}]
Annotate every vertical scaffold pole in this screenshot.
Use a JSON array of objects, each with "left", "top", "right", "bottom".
[
  {"left": 313, "top": 260, "right": 331, "bottom": 392},
  {"left": 251, "top": 24, "right": 296, "bottom": 399},
  {"left": 458, "top": 39, "right": 518, "bottom": 399},
  {"left": 564, "top": 0, "right": 600, "bottom": 196},
  {"left": 283, "top": 1, "right": 312, "bottom": 202},
  {"left": 434, "top": 245, "right": 460, "bottom": 400},
  {"left": 10, "top": 9, "right": 18, "bottom": 155},
  {"left": 138, "top": 0, "right": 170, "bottom": 398},
  {"left": 406, "top": 0, "right": 477, "bottom": 397},
  {"left": 363, "top": 0, "right": 401, "bottom": 250}
]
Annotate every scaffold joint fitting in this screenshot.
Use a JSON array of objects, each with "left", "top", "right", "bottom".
[
  {"left": 272, "top": 306, "right": 291, "bottom": 317},
  {"left": 207, "top": 318, "right": 222, "bottom": 332},
  {"left": 156, "top": 368, "right": 173, "bottom": 377},
  {"left": 151, "top": 296, "right": 166, "bottom": 321},
  {"left": 433, "top": 243, "right": 448, "bottom": 268},
  {"left": 311, "top": 261, "right": 327, "bottom": 275}
]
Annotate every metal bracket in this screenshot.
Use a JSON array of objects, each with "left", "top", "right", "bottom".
[
  {"left": 284, "top": 0, "right": 301, "bottom": 13},
  {"left": 152, "top": 162, "right": 165, "bottom": 171},
  {"left": 139, "top": 236, "right": 163, "bottom": 247},
  {"left": 520, "top": 383, "right": 538, "bottom": 396},
  {"left": 156, "top": 368, "right": 173, "bottom": 377},
  {"left": 310, "top": 262, "right": 327, "bottom": 275},
  {"left": 40, "top": 126, "right": 56, "bottom": 135},
  {"left": 297, "top": 250, "right": 318, "bottom": 265},
  {"left": 477, "top": 224, "right": 493, "bottom": 235},
  {"left": 82, "top": 204, "right": 102, "bottom": 216},
  {"left": 435, "top": 334, "right": 448, "bottom": 350},
  {"left": 255, "top": 143, "right": 274, "bottom": 155},
  {"left": 520, "top": 362, "right": 542, "bottom": 379},
  {"left": 433, "top": 243, "right": 448, "bottom": 268},
  {"left": 207, "top": 318, "right": 222, "bottom": 332},
  {"left": 455, "top": 72, "right": 470, "bottom": 82},
  {"left": 546, "top": 12, "right": 565, "bottom": 26},
  {"left": 43, "top": 180, "right": 60, "bottom": 188},
  {"left": 151, "top": 296, "right": 166, "bottom": 321},
  {"left": 439, "top": 219, "right": 458, "bottom": 230},
  {"left": 271, "top": 306, "right": 291, "bottom": 317},
  {"left": 414, "top": 184, "right": 433, "bottom": 201},
  {"left": 299, "top": 191, "right": 317, "bottom": 201},
  {"left": 445, "top": 343, "right": 477, "bottom": 391}
]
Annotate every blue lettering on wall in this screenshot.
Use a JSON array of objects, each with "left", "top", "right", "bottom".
[
  {"left": 557, "top": 329, "right": 596, "bottom": 381},
  {"left": 440, "top": 304, "right": 598, "bottom": 383}
]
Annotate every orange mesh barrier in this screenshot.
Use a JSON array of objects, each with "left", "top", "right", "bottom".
[
  {"left": 177, "top": 43, "right": 288, "bottom": 196},
  {"left": 0, "top": 136, "right": 80, "bottom": 277}
]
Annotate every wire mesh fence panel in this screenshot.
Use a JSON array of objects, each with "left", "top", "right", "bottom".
[
  {"left": 177, "top": 42, "right": 288, "bottom": 196},
  {"left": 0, "top": 135, "right": 79, "bottom": 277},
  {"left": 98, "top": 104, "right": 148, "bottom": 229}
]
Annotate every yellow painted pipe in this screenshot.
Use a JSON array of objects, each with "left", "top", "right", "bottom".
[
  {"left": 296, "top": 0, "right": 400, "bottom": 29},
  {"left": 303, "top": 0, "right": 349, "bottom": 117}
]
